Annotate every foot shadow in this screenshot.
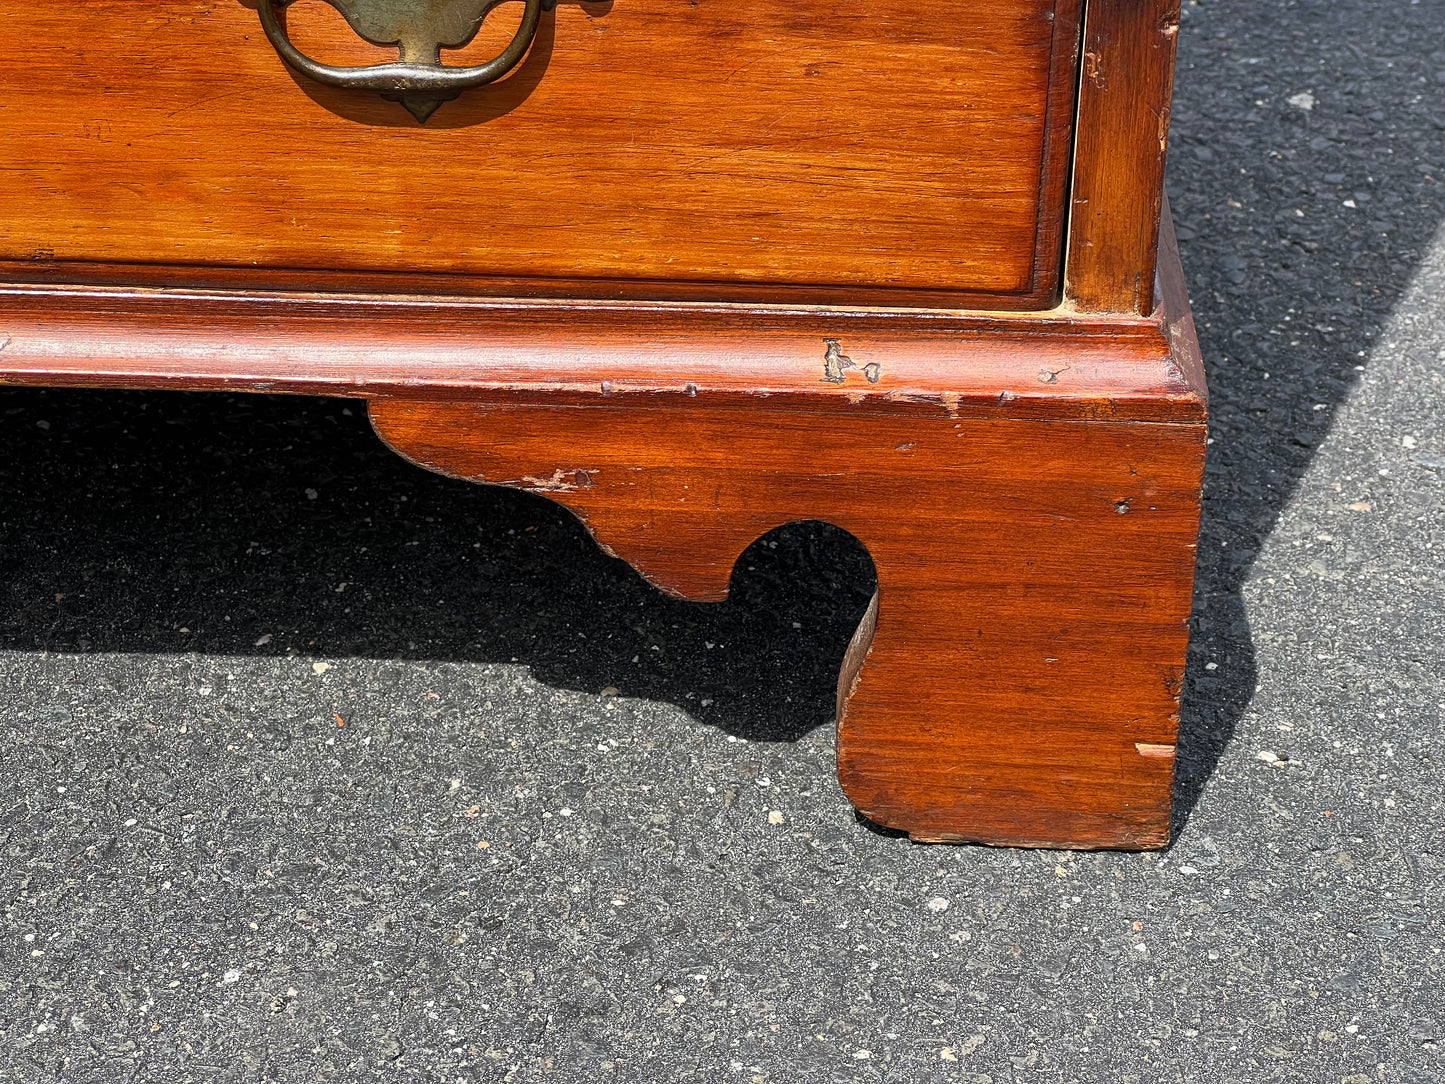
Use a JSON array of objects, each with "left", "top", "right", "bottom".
[
  {"left": 3, "top": 2, "right": 1439, "bottom": 835},
  {"left": 0, "top": 388, "right": 875, "bottom": 746},
  {"left": 1167, "top": 1, "right": 1445, "bottom": 831}
]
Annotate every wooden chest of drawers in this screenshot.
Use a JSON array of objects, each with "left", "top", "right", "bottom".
[{"left": 0, "top": 0, "right": 1204, "bottom": 849}]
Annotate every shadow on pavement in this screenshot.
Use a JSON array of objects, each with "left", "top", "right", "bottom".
[
  {"left": 1, "top": 0, "right": 1441, "bottom": 835},
  {"left": 1166, "top": 1, "right": 1445, "bottom": 830},
  {"left": 0, "top": 389, "right": 876, "bottom": 745}
]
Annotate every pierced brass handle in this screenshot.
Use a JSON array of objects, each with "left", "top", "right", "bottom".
[{"left": 257, "top": 0, "right": 543, "bottom": 122}]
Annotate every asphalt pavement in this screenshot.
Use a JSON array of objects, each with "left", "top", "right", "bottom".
[{"left": 3, "top": 1, "right": 1444, "bottom": 1081}]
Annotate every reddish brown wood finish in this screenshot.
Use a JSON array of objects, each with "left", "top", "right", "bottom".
[
  {"left": 0, "top": 0, "right": 1081, "bottom": 308},
  {"left": 372, "top": 407, "right": 1203, "bottom": 849},
  {"left": 1064, "top": 0, "right": 1183, "bottom": 314},
  {"left": 0, "top": 284, "right": 1194, "bottom": 419},
  {"left": 0, "top": 1, "right": 1203, "bottom": 847},
  {"left": 0, "top": 226, "right": 1205, "bottom": 848},
  {"left": 367, "top": 239, "right": 1204, "bottom": 848}
]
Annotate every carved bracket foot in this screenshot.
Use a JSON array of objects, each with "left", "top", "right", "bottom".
[{"left": 371, "top": 383, "right": 1204, "bottom": 848}]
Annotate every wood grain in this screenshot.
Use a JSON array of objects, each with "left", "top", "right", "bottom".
[
  {"left": 1064, "top": 0, "right": 1183, "bottom": 314},
  {"left": 363, "top": 233, "right": 1206, "bottom": 849},
  {"left": 370, "top": 387, "right": 1203, "bottom": 850},
  {"left": 0, "top": 223, "right": 1205, "bottom": 848},
  {"left": 0, "top": 0, "right": 1081, "bottom": 307},
  {"left": 0, "top": 285, "right": 1199, "bottom": 417},
  {"left": 0, "top": 0, "right": 1207, "bottom": 847}
]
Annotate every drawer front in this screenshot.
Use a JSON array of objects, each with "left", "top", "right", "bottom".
[{"left": 0, "top": 1, "right": 1080, "bottom": 307}]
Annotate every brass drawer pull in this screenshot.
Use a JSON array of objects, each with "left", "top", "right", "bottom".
[{"left": 257, "top": 0, "right": 543, "bottom": 122}]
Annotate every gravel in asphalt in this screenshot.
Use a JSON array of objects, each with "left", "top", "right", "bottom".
[{"left": 3, "top": 1, "right": 1444, "bottom": 1081}]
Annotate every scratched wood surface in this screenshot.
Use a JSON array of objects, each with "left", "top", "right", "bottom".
[
  {"left": 0, "top": 218, "right": 1206, "bottom": 847},
  {"left": 0, "top": 0, "right": 1081, "bottom": 307},
  {"left": 370, "top": 395, "right": 1205, "bottom": 849},
  {"left": 1065, "top": 0, "right": 1183, "bottom": 314},
  {"left": 0, "top": 0, "right": 1203, "bottom": 846},
  {"left": 0, "top": 283, "right": 1199, "bottom": 421},
  {"left": 362, "top": 235, "right": 1205, "bottom": 848}
]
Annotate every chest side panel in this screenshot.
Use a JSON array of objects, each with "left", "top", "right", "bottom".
[{"left": 0, "top": 0, "right": 1080, "bottom": 302}]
